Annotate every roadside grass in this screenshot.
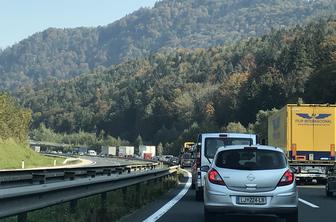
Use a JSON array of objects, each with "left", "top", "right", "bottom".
[{"left": 0, "top": 139, "right": 65, "bottom": 170}]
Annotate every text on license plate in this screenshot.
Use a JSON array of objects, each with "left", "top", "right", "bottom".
[{"left": 237, "top": 196, "right": 266, "bottom": 205}]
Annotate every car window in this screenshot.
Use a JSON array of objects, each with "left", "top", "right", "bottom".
[
  {"left": 215, "top": 149, "right": 287, "bottom": 170},
  {"left": 183, "top": 153, "right": 191, "bottom": 159},
  {"left": 204, "top": 138, "right": 253, "bottom": 159}
]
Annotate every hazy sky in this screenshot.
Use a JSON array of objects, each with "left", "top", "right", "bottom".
[{"left": 0, "top": 0, "right": 158, "bottom": 49}]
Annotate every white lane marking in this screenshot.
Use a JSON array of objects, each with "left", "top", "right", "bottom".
[
  {"left": 143, "top": 170, "right": 192, "bottom": 222},
  {"left": 299, "top": 198, "right": 319, "bottom": 208}
]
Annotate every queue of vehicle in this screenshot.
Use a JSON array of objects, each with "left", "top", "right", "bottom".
[{"left": 188, "top": 104, "right": 336, "bottom": 221}]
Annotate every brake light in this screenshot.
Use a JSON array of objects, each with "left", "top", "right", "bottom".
[
  {"left": 277, "top": 170, "right": 294, "bottom": 186},
  {"left": 208, "top": 169, "right": 225, "bottom": 185}
]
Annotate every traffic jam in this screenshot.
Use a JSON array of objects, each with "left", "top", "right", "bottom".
[{"left": 178, "top": 104, "right": 336, "bottom": 222}]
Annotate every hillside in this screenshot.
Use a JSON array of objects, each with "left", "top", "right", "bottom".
[
  {"left": 1, "top": 0, "right": 336, "bottom": 92},
  {"left": 0, "top": 139, "right": 65, "bottom": 169},
  {"left": 17, "top": 20, "right": 336, "bottom": 148}
]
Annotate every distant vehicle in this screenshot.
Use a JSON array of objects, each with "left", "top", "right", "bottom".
[
  {"left": 182, "top": 141, "right": 195, "bottom": 153},
  {"left": 203, "top": 145, "right": 298, "bottom": 222},
  {"left": 160, "top": 155, "right": 173, "bottom": 162},
  {"left": 169, "top": 156, "right": 179, "bottom": 165},
  {"left": 192, "top": 132, "right": 256, "bottom": 201},
  {"left": 87, "top": 150, "right": 97, "bottom": 156},
  {"left": 294, "top": 167, "right": 327, "bottom": 185},
  {"left": 101, "top": 146, "right": 117, "bottom": 156},
  {"left": 268, "top": 104, "right": 336, "bottom": 183},
  {"left": 180, "top": 152, "right": 193, "bottom": 168},
  {"left": 78, "top": 152, "right": 84, "bottom": 156},
  {"left": 152, "top": 156, "right": 160, "bottom": 161},
  {"left": 50, "top": 151, "right": 57, "bottom": 154},
  {"left": 326, "top": 167, "right": 336, "bottom": 197},
  {"left": 139, "top": 145, "right": 156, "bottom": 159},
  {"left": 118, "top": 146, "right": 134, "bottom": 157},
  {"left": 57, "top": 151, "right": 63, "bottom": 154}
]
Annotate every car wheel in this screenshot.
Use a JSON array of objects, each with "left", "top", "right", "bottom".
[
  {"left": 284, "top": 210, "right": 298, "bottom": 222},
  {"left": 326, "top": 185, "right": 333, "bottom": 197},
  {"left": 196, "top": 189, "right": 203, "bottom": 201},
  {"left": 204, "top": 208, "right": 216, "bottom": 222}
]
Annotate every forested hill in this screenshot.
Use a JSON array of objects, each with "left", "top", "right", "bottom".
[
  {"left": 18, "top": 20, "right": 336, "bottom": 148},
  {"left": 1, "top": 0, "right": 336, "bottom": 91}
]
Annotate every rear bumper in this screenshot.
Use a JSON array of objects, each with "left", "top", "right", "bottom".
[
  {"left": 296, "top": 176, "right": 327, "bottom": 184},
  {"left": 204, "top": 181, "right": 298, "bottom": 216},
  {"left": 181, "top": 162, "right": 192, "bottom": 167},
  {"left": 205, "top": 205, "right": 297, "bottom": 215}
]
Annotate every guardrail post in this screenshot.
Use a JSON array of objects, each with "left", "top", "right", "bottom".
[
  {"left": 101, "top": 192, "right": 107, "bottom": 213},
  {"left": 21, "top": 160, "right": 25, "bottom": 169},
  {"left": 64, "top": 171, "right": 75, "bottom": 180},
  {"left": 87, "top": 170, "right": 96, "bottom": 178},
  {"left": 159, "top": 177, "right": 164, "bottom": 192},
  {"left": 70, "top": 199, "right": 77, "bottom": 214},
  {"left": 136, "top": 183, "right": 141, "bottom": 207},
  {"left": 103, "top": 169, "right": 111, "bottom": 176},
  {"left": 17, "top": 212, "right": 27, "bottom": 222}
]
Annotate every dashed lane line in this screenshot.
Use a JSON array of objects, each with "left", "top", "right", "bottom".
[{"left": 299, "top": 198, "right": 320, "bottom": 208}]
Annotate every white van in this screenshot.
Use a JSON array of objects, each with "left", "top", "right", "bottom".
[
  {"left": 192, "top": 133, "right": 257, "bottom": 200},
  {"left": 87, "top": 150, "right": 97, "bottom": 156}
]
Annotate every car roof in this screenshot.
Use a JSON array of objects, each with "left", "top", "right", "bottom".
[
  {"left": 200, "top": 132, "right": 256, "bottom": 137},
  {"left": 216, "top": 145, "right": 284, "bottom": 153}
]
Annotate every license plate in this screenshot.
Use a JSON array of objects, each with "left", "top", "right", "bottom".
[{"left": 237, "top": 196, "right": 266, "bottom": 205}]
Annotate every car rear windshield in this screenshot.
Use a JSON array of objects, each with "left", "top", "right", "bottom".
[
  {"left": 215, "top": 149, "right": 287, "bottom": 170},
  {"left": 182, "top": 153, "right": 192, "bottom": 159},
  {"left": 205, "top": 138, "right": 253, "bottom": 159}
]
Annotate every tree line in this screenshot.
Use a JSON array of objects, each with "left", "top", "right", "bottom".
[{"left": 15, "top": 19, "right": 336, "bottom": 154}]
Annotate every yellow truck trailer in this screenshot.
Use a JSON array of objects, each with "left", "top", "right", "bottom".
[
  {"left": 268, "top": 104, "right": 336, "bottom": 184},
  {"left": 268, "top": 104, "right": 336, "bottom": 161}
]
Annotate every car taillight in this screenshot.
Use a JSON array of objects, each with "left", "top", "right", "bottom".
[
  {"left": 208, "top": 169, "right": 225, "bottom": 185},
  {"left": 277, "top": 170, "right": 294, "bottom": 186}
]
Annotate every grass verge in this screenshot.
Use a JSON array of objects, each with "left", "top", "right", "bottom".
[{"left": 0, "top": 139, "right": 65, "bottom": 170}]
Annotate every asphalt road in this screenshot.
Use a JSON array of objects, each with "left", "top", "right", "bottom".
[
  {"left": 120, "top": 169, "right": 336, "bottom": 222},
  {"left": 80, "top": 156, "right": 147, "bottom": 167}
]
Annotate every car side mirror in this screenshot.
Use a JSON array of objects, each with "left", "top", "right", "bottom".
[{"left": 200, "top": 165, "right": 210, "bottom": 172}]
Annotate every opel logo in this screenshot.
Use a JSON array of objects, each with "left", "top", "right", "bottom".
[{"left": 247, "top": 174, "right": 256, "bottom": 181}]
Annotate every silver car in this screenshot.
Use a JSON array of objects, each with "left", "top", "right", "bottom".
[{"left": 203, "top": 145, "right": 298, "bottom": 222}]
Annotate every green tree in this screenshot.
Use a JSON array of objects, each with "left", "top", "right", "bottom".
[
  {"left": 250, "top": 109, "right": 278, "bottom": 144},
  {"left": 0, "top": 93, "right": 31, "bottom": 142},
  {"left": 223, "top": 122, "right": 247, "bottom": 133},
  {"left": 157, "top": 142, "right": 163, "bottom": 156}
]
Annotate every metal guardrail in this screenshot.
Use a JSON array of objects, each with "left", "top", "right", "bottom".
[
  {"left": 0, "top": 163, "right": 178, "bottom": 221},
  {"left": 0, "top": 163, "right": 158, "bottom": 188}
]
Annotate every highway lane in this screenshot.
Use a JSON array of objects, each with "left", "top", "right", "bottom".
[
  {"left": 79, "top": 156, "right": 147, "bottom": 167},
  {"left": 120, "top": 170, "right": 336, "bottom": 222}
]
